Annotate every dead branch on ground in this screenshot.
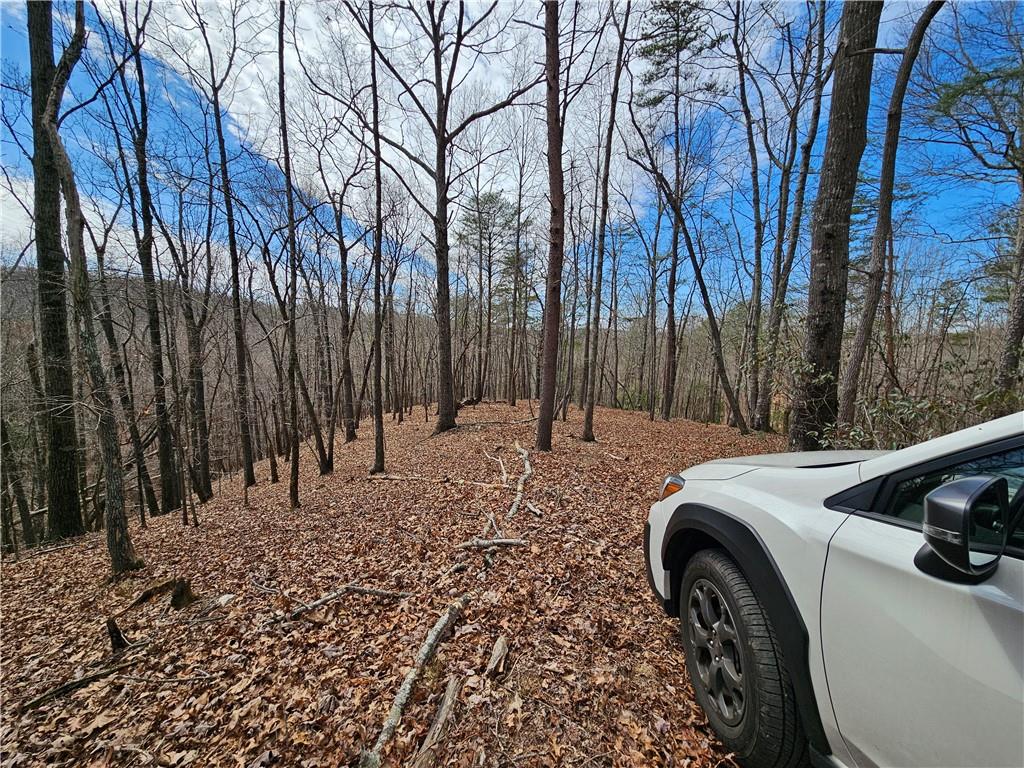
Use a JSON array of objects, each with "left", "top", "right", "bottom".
[
  {"left": 358, "top": 595, "right": 470, "bottom": 768},
  {"left": 411, "top": 675, "right": 464, "bottom": 768},
  {"left": 283, "top": 583, "right": 411, "bottom": 622},
  {"left": 456, "top": 538, "right": 527, "bottom": 550}
]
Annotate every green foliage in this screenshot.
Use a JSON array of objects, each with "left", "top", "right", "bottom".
[{"left": 636, "top": 0, "right": 723, "bottom": 108}]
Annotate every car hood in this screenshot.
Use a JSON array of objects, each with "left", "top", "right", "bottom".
[{"left": 681, "top": 450, "right": 890, "bottom": 481}]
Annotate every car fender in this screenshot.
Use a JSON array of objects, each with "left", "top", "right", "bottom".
[{"left": 661, "top": 500, "right": 835, "bottom": 760}]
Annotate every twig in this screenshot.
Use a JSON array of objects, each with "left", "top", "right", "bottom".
[
  {"left": 525, "top": 502, "right": 543, "bottom": 518},
  {"left": 484, "top": 452, "right": 509, "bottom": 485},
  {"left": 284, "top": 583, "right": 411, "bottom": 622},
  {"left": 368, "top": 474, "right": 507, "bottom": 489},
  {"left": 484, "top": 512, "right": 503, "bottom": 538},
  {"left": 456, "top": 538, "right": 527, "bottom": 550},
  {"left": 251, "top": 578, "right": 280, "bottom": 595},
  {"left": 358, "top": 595, "right": 470, "bottom": 768}
]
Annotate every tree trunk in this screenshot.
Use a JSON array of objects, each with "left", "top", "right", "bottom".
[
  {"left": 26, "top": 0, "right": 83, "bottom": 541},
  {"left": 1, "top": 418, "right": 36, "bottom": 548},
  {"left": 44, "top": 1, "right": 141, "bottom": 575},
  {"left": 370, "top": 0, "right": 386, "bottom": 474},
  {"left": 278, "top": 0, "right": 301, "bottom": 508},
  {"left": 583, "top": 0, "right": 630, "bottom": 442},
  {"left": 536, "top": 0, "right": 565, "bottom": 452},
  {"left": 754, "top": 0, "right": 827, "bottom": 432},
  {"left": 838, "top": 1, "right": 944, "bottom": 426},
  {"left": 211, "top": 85, "right": 256, "bottom": 486},
  {"left": 993, "top": 186, "right": 1024, "bottom": 412},
  {"left": 130, "top": 39, "right": 179, "bottom": 514},
  {"left": 790, "top": 1, "right": 882, "bottom": 450}
]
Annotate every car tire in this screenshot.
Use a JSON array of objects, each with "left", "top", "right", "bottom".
[{"left": 680, "top": 549, "right": 808, "bottom": 768}]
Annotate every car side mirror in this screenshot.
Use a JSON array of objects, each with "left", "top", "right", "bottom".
[{"left": 914, "top": 475, "right": 1008, "bottom": 583}]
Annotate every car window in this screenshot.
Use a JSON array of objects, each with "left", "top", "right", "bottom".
[{"left": 886, "top": 446, "right": 1024, "bottom": 550}]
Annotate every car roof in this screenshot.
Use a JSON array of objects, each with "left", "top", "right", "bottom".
[{"left": 858, "top": 411, "right": 1024, "bottom": 481}]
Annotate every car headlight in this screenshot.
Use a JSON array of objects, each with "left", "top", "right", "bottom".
[{"left": 659, "top": 474, "right": 685, "bottom": 500}]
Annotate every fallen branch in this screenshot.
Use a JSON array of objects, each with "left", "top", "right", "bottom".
[
  {"left": 359, "top": 595, "right": 470, "bottom": 768},
  {"left": 506, "top": 442, "right": 533, "bottom": 518},
  {"left": 20, "top": 661, "right": 135, "bottom": 712},
  {"left": 526, "top": 502, "right": 543, "bottom": 518},
  {"left": 250, "top": 578, "right": 280, "bottom": 595},
  {"left": 484, "top": 452, "right": 508, "bottom": 485},
  {"left": 285, "top": 583, "right": 411, "bottom": 622},
  {"left": 411, "top": 675, "right": 464, "bottom": 768},
  {"left": 368, "top": 475, "right": 507, "bottom": 489},
  {"left": 462, "top": 416, "right": 538, "bottom": 429},
  {"left": 32, "top": 542, "right": 73, "bottom": 556},
  {"left": 456, "top": 538, "right": 527, "bottom": 550},
  {"left": 484, "top": 512, "right": 503, "bottom": 538}
]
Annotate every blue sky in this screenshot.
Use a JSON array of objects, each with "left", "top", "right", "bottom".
[{"left": 1, "top": 1, "right": 1020, "bottom": 321}]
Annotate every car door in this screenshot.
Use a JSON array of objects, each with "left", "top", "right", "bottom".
[{"left": 820, "top": 440, "right": 1024, "bottom": 768}]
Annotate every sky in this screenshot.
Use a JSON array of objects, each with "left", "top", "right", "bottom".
[{"left": 1, "top": 0, "right": 1020, "bottom": 322}]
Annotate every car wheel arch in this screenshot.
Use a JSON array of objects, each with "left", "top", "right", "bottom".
[{"left": 660, "top": 502, "right": 833, "bottom": 759}]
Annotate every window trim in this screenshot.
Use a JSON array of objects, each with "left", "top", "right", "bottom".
[{"left": 849, "top": 435, "right": 1024, "bottom": 560}]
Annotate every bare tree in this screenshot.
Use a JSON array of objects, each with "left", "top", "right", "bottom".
[
  {"left": 26, "top": 0, "right": 84, "bottom": 540},
  {"left": 342, "top": 0, "right": 540, "bottom": 433},
  {"left": 790, "top": 1, "right": 883, "bottom": 450},
  {"left": 163, "top": 0, "right": 261, "bottom": 486},
  {"left": 583, "top": 0, "right": 631, "bottom": 443},
  {"left": 536, "top": 0, "right": 565, "bottom": 452},
  {"left": 838, "top": 2, "right": 946, "bottom": 426},
  {"left": 369, "top": 0, "right": 386, "bottom": 474},
  {"left": 43, "top": 0, "right": 141, "bottom": 574}
]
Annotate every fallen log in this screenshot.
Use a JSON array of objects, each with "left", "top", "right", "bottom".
[
  {"left": 359, "top": 595, "right": 470, "bottom": 768},
  {"left": 411, "top": 675, "right": 464, "bottom": 768},
  {"left": 456, "top": 538, "right": 527, "bottom": 550}
]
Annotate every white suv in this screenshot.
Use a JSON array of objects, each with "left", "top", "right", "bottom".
[{"left": 644, "top": 413, "right": 1024, "bottom": 768}]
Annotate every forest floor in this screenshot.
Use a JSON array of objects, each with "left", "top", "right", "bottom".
[{"left": 0, "top": 404, "right": 783, "bottom": 768}]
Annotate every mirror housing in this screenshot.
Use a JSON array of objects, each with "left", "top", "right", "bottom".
[{"left": 914, "top": 475, "right": 1008, "bottom": 583}]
